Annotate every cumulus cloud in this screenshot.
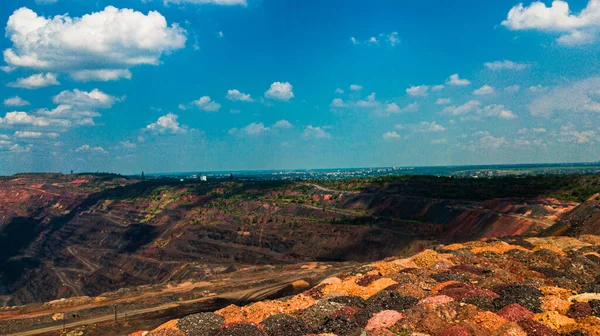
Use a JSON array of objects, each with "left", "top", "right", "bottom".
[
  {"left": 7, "top": 73, "right": 59, "bottom": 89},
  {"left": 273, "top": 119, "right": 293, "bottom": 129},
  {"left": 35, "top": 0, "right": 58, "bottom": 3},
  {"left": 528, "top": 77, "right": 600, "bottom": 116},
  {"left": 382, "top": 131, "right": 401, "bottom": 140},
  {"left": 505, "top": 85, "right": 521, "bottom": 93},
  {"left": 442, "top": 100, "right": 481, "bottom": 116},
  {"left": 53, "top": 89, "right": 120, "bottom": 108},
  {"left": 36, "top": 105, "right": 100, "bottom": 120},
  {"left": 265, "top": 82, "right": 294, "bottom": 101},
  {"left": 243, "top": 122, "right": 269, "bottom": 135},
  {"left": 443, "top": 101, "right": 516, "bottom": 120},
  {"left": 559, "top": 122, "right": 596, "bottom": 143},
  {"left": 436, "top": 98, "right": 451, "bottom": 105},
  {"left": 406, "top": 85, "right": 430, "bottom": 97},
  {"left": 70, "top": 69, "right": 132, "bottom": 82},
  {"left": 192, "top": 96, "right": 221, "bottom": 112},
  {"left": 473, "top": 85, "right": 495, "bottom": 95},
  {"left": 484, "top": 60, "right": 529, "bottom": 70},
  {"left": 446, "top": 73, "right": 471, "bottom": 86},
  {"left": 120, "top": 140, "right": 136, "bottom": 148},
  {"left": 2, "top": 6, "right": 186, "bottom": 80},
  {"left": 75, "top": 144, "right": 108, "bottom": 154},
  {"left": 226, "top": 89, "right": 254, "bottom": 102},
  {"left": 335, "top": 88, "right": 344, "bottom": 94},
  {"left": 350, "top": 84, "right": 363, "bottom": 91},
  {"left": 431, "top": 85, "right": 445, "bottom": 92},
  {"left": 0, "top": 111, "right": 69, "bottom": 127},
  {"left": 481, "top": 104, "right": 517, "bottom": 119},
  {"left": 502, "top": 0, "right": 600, "bottom": 45},
  {"left": 14, "top": 131, "right": 59, "bottom": 139},
  {"left": 303, "top": 125, "right": 331, "bottom": 139},
  {"left": 145, "top": 113, "right": 187, "bottom": 134},
  {"left": 351, "top": 32, "right": 400, "bottom": 47},
  {"left": 418, "top": 121, "right": 446, "bottom": 132},
  {"left": 464, "top": 131, "right": 507, "bottom": 150},
  {"left": 330, "top": 98, "right": 346, "bottom": 108},
  {"left": 4, "top": 96, "right": 30, "bottom": 107}
]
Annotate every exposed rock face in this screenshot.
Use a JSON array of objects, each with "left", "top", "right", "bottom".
[
  {"left": 129, "top": 235, "right": 600, "bottom": 336},
  {"left": 1, "top": 174, "right": 584, "bottom": 306}
]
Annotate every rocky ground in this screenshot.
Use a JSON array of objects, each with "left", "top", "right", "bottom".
[{"left": 128, "top": 235, "right": 600, "bottom": 336}]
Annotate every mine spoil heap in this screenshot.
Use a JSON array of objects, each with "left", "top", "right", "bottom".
[{"left": 128, "top": 235, "right": 600, "bottom": 336}]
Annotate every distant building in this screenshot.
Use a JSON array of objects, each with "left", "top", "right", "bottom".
[{"left": 201, "top": 176, "right": 207, "bottom": 181}]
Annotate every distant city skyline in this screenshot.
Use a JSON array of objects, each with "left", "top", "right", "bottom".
[{"left": 1, "top": 0, "right": 600, "bottom": 175}]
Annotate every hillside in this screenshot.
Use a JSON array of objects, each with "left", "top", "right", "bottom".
[{"left": 0, "top": 173, "right": 599, "bottom": 335}]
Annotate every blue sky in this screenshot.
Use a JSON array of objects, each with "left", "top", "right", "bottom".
[{"left": 1, "top": 0, "right": 600, "bottom": 174}]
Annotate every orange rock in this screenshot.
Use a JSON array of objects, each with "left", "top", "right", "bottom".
[
  {"left": 533, "top": 311, "right": 576, "bottom": 330},
  {"left": 431, "top": 281, "right": 460, "bottom": 295},
  {"left": 292, "top": 280, "right": 310, "bottom": 291},
  {"left": 152, "top": 319, "right": 179, "bottom": 332},
  {"left": 215, "top": 304, "right": 247, "bottom": 324},
  {"left": 473, "top": 311, "right": 509, "bottom": 331}
]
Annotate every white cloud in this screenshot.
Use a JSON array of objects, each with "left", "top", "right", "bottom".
[
  {"left": 243, "top": 122, "right": 269, "bottom": 135},
  {"left": 559, "top": 123, "right": 596, "bottom": 143},
  {"left": 473, "top": 85, "right": 495, "bottom": 95},
  {"left": 353, "top": 32, "right": 400, "bottom": 47},
  {"left": 120, "top": 140, "right": 136, "bottom": 148},
  {"left": 7, "top": 73, "right": 59, "bottom": 89},
  {"left": 265, "top": 82, "right": 294, "bottom": 101},
  {"left": 35, "top": 0, "right": 58, "bottom": 3},
  {"left": 533, "top": 128, "right": 547, "bottom": 133},
  {"left": 431, "top": 85, "right": 445, "bottom": 92},
  {"left": 350, "top": 84, "right": 363, "bottom": 91},
  {"left": 436, "top": 98, "right": 451, "bottom": 105},
  {"left": 431, "top": 138, "right": 448, "bottom": 144},
  {"left": 330, "top": 98, "right": 345, "bottom": 108},
  {"left": 218, "top": 31, "right": 225, "bottom": 38},
  {"left": 192, "top": 96, "right": 221, "bottom": 112},
  {"left": 528, "top": 77, "right": 600, "bottom": 116},
  {"left": 303, "top": 125, "right": 331, "bottom": 139},
  {"left": 505, "top": 85, "right": 521, "bottom": 93},
  {"left": 388, "top": 32, "right": 400, "bottom": 46},
  {"left": 471, "top": 131, "right": 507, "bottom": 150},
  {"left": 273, "top": 119, "right": 293, "bottom": 129},
  {"left": 75, "top": 144, "right": 108, "bottom": 154},
  {"left": 446, "top": 73, "right": 471, "bottom": 86},
  {"left": 0, "top": 111, "right": 69, "bottom": 127},
  {"left": 70, "top": 69, "right": 132, "bottom": 82},
  {"left": 335, "top": 88, "right": 344, "bottom": 94},
  {"left": 145, "top": 113, "right": 186, "bottom": 134},
  {"left": 481, "top": 104, "right": 517, "bottom": 119},
  {"left": 14, "top": 131, "right": 59, "bottom": 139},
  {"left": 382, "top": 131, "right": 401, "bottom": 140},
  {"left": 418, "top": 121, "right": 446, "bottom": 132},
  {"left": 226, "top": 89, "right": 254, "bottom": 102},
  {"left": 4, "top": 96, "right": 30, "bottom": 107},
  {"left": 502, "top": 0, "right": 600, "bottom": 45},
  {"left": 162, "top": 0, "right": 247, "bottom": 5},
  {"left": 529, "top": 85, "right": 547, "bottom": 92},
  {"left": 484, "top": 60, "right": 529, "bottom": 70},
  {"left": 3, "top": 6, "right": 186, "bottom": 80},
  {"left": 53, "top": 89, "right": 120, "bottom": 108},
  {"left": 406, "top": 85, "right": 430, "bottom": 97},
  {"left": 442, "top": 100, "right": 481, "bottom": 116},
  {"left": 36, "top": 105, "right": 100, "bottom": 120},
  {"left": 1, "top": 66, "right": 15, "bottom": 73}
]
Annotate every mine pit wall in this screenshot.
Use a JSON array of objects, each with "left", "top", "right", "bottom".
[{"left": 0, "top": 189, "right": 570, "bottom": 306}]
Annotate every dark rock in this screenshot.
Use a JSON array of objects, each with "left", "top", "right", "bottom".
[
  {"left": 260, "top": 314, "right": 308, "bottom": 336},
  {"left": 327, "top": 295, "right": 366, "bottom": 308},
  {"left": 176, "top": 312, "right": 225, "bottom": 336},
  {"left": 518, "top": 319, "right": 559, "bottom": 336},
  {"left": 567, "top": 302, "right": 594, "bottom": 319},
  {"left": 356, "top": 274, "right": 382, "bottom": 287},
  {"left": 431, "top": 272, "right": 470, "bottom": 283},
  {"left": 318, "top": 316, "right": 361, "bottom": 336},
  {"left": 561, "top": 331, "right": 590, "bottom": 336},
  {"left": 493, "top": 285, "right": 542, "bottom": 313},
  {"left": 589, "top": 299, "right": 600, "bottom": 316}
]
